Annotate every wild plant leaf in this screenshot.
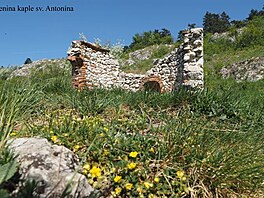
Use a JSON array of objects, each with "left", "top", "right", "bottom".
[
  {"left": 0, "top": 160, "right": 18, "bottom": 184},
  {"left": 0, "top": 189, "right": 9, "bottom": 198}
]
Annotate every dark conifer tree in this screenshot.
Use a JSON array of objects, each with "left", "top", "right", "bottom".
[
  {"left": 203, "top": 11, "right": 231, "bottom": 34},
  {"left": 24, "top": 58, "right": 32, "bottom": 64}
]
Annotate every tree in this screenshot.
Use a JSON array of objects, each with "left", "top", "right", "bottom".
[
  {"left": 247, "top": 6, "right": 264, "bottom": 21},
  {"left": 160, "top": 28, "right": 171, "bottom": 37},
  {"left": 203, "top": 12, "right": 220, "bottom": 33},
  {"left": 231, "top": 20, "right": 247, "bottom": 28},
  {"left": 127, "top": 28, "right": 173, "bottom": 51},
  {"left": 24, "top": 58, "right": 32, "bottom": 64},
  {"left": 203, "top": 11, "right": 231, "bottom": 34},
  {"left": 188, "top": 23, "right": 196, "bottom": 29},
  {"left": 220, "top": 12, "right": 231, "bottom": 30}
]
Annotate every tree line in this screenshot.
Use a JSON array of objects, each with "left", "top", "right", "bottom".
[
  {"left": 203, "top": 5, "right": 264, "bottom": 34},
  {"left": 124, "top": 5, "right": 263, "bottom": 52},
  {"left": 124, "top": 28, "right": 174, "bottom": 52}
]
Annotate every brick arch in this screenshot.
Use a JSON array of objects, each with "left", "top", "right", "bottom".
[
  {"left": 68, "top": 54, "right": 87, "bottom": 89},
  {"left": 139, "top": 76, "right": 164, "bottom": 93}
]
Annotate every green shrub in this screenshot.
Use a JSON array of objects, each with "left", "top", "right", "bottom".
[
  {"left": 126, "top": 28, "right": 174, "bottom": 52},
  {"left": 236, "top": 16, "right": 264, "bottom": 48}
]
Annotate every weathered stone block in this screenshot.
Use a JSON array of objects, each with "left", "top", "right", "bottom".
[{"left": 8, "top": 138, "right": 95, "bottom": 198}]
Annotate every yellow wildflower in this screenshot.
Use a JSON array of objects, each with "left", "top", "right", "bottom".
[
  {"left": 103, "top": 149, "right": 109, "bottom": 156},
  {"left": 103, "top": 127, "right": 108, "bottom": 132},
  {"left": 83, "top": 164, "right": 90, "bottom": 170},
  {"left": 51, "top": 135, "right": 58, "bottom": 143},
  {"left": 154, "top": 177, "right": 160, "bottom": 183},
  {"left": 115, "top": 187, "right": 122, "bottom": 195},
  {"left": 10, "top": 132, "right": 17, "bottom": 136},
  {"left": 114, "top": 175, "right": 122, "bottom": 183},
  {"left": 149, "top": 147, "right": 155, "bottom": 153},
  {"left": 125, "top": 183, "right": 133, "bottom": 191},
  {"left": 144, "top": 181, "right": 153, "bottom": 189},
  {"left": 129, "top": 151, "right": 139, "bottom": 158},
  {"left": 73, "top": 145, "right": 80, "bottom": 152},
  {"left": 127, "top": 162, "right": 136, "bottom": 170},
  {"left": 90, "top": 166, "right": 101, "bottom": 177},
  {"left": 177, "top": 170, "right": 184, "bottom": 179},
  {"left": 99, "top": 133, "right": 104, "bottom": 137}
]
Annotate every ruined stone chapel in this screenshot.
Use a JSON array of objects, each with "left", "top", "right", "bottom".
[{"left": 67, "top": 28, "right": 204, "bottom": 93}]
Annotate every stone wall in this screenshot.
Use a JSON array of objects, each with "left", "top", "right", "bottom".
[{"left": 67, "top": 28, "right": 204, "bottom": 92}]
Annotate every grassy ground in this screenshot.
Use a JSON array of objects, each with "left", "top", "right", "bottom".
[{"left": 0, "top": 61, "right": 262, "bottom": 197}]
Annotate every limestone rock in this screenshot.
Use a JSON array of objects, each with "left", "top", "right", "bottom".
[
  {"left": 7, "top": 137, "right": 95, "bottom": 198},
  {"left": 220, "top": 57, "right": 264, "bottom": 82},
  {"left": 129, "top": 47, "right": 153, "bottom": 61}
]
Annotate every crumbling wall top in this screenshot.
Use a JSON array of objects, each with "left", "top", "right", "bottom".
[{"left": 74, "top": 40, "right": 110, "bottom": 53}]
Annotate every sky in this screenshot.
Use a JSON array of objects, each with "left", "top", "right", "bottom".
[{"left": 0, "top": 0, "right": 263, "bottom": 66}]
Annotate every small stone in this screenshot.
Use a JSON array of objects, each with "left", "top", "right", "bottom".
[
  {"left": 189, "top": 51, "right": 196, "bottom": 58},
  {"left": 193, "top": 40, "right": 202, "bottom": 46},
  {"left": 183, "top": 54, "right": 190, "bottom": 61},
  {"left": 184, "top": 37, "right": 189, "bottom": 43},
  {"left": 184, "top": 45, "right": 191, "bottom": 50}
]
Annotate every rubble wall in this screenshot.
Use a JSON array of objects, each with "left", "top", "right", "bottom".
[{"left": 67, "top": 28, "right": 203, "bottom": 92}]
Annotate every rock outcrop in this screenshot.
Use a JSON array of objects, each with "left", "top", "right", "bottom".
[
  {"left": 220, "top": 57, "right": 264, "bottom": 81},
  {"left": 210, "top": 28, "right": 244, "bottom": 43},
  {"left": 120, "top": 44, "right": 174, "bottom": 66},
  {"left": 67, "top": 28, "right": 204, "bottom": 92},
  {"left": 7, "top": 137, "right": 95, "bottom": 198},
  {"left": 10, "top": 59, "right": 69, "bottom": 78}
]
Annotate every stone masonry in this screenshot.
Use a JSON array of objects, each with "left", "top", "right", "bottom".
[{"left": 67, "top": 28, "right": 203, "bottom": 92}]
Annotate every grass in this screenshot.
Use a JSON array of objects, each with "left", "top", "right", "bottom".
[
  {"left": 204, "top": 45, "right": 264, "bottom": 78},
  {"left": 1, "top": 64, "right": 261, "bottom": 197},
  {"left": 0, "top": 79, "right": 42, "bottom": 197},
  {"left": 0, "top": 66, "right": 17, "bottom": 80}
]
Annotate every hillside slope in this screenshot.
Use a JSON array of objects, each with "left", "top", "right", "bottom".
[{"left": 10, "top": 59, "right": 70, "bottom": 78}]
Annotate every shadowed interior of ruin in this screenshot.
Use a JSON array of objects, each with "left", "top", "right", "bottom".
[{"left": 143, "top": 81, "right": 161, "bottom": 92}]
